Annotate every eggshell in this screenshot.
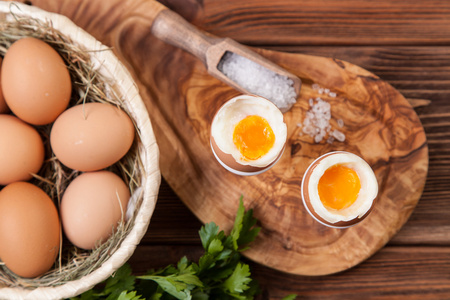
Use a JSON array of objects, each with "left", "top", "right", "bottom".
[
  {"left": 0, "top": 182, "right": 60, "bottom": 278},
  {"left": 210, "top": 135, "right": 285, "bottom": 176},
  {"left": 60, "top": 171, "right": 130, "bottom": 250},
  {"left": 0, "top": 57, "right": 9, "bottom": 114},
  {"left": 50, "top": 102, "right": 135, "bottom": 171},
  {"left": 1, "top": 37, "right": 71, "bottom": 125},
  {"left": 0, "top": 115, "right": 45, "bottom": 185}
]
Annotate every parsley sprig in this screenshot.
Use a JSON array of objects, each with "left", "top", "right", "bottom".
[{"left": 71, "top": 197, "right": 294, "bottom": 300}]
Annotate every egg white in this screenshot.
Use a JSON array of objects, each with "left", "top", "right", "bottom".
[
  {"left": 307, "top": 152, "right": 378, "bottom": 224},
  {"left": 211, "top": 95, "right": 287, "bottom": 167}
]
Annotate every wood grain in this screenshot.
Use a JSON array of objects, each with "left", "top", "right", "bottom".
[
  {"left": 16, "top": 0, "right": 429, "bottom": 275},
  {"left": 164, "top": 0, "right": 450, "bottom": 46},
  {"left": 11, "top": 0, "right": 450, "bottom": 296}
]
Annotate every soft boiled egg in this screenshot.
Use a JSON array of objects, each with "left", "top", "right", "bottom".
[
  {"left": 301, "top": 151, "right": 378, "bottom": 228},
  {"left": 210, "top": 95, "right": 287, "bottom": 176}
]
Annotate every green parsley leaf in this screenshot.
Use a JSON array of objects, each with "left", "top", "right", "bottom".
[
  {"left": 177, "top": 257, "right": 190, "bottom": 274},
  {"left": 223, "top": 262, "right": 252, "bottom": 294},
  {"left": 198, "top": 253, "right": 216, "bottom": 273},
  {"left": 192, "top": 290, "right": 209, "bottom": 300},
  {"left": 237, "top": 207, "right": 261, "bottom": 250},
  {"left": 174, "top": 274, "right": 203, "bottom": 287},
  {"left": 139, "top": 275, "right": 192, "bottom": 300},
  {"left": 207, "top": 238, "right": 224, "bottom": 255},
  {"left": 104, "top": 264, "right": 136, "bottom": 300},
  {"left": 199, "top": 222, "right": 220, "bottom": 250},
  {"left": 215, "top": 248, "right": 233, "bottom": 261},
  {"left": 230, "top": 197, "right": 246, "bottom": 250},
  {"left": 117, "top": 290, "right": 144, "bottom": 300}
]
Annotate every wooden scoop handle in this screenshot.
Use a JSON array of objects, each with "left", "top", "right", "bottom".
[{"left": 149, "top": 0, "right": 218, "bottom": 65}]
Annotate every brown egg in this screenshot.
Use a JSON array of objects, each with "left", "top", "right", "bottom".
[
  {"left": 0, "top": 182, "right": 60, "bottom": 278},
  {"left": 50, "top": 102, "right": 135, "bottom": 171},
  {"left": 60, "top": 171, "right": 130, "bottom": 250},
  {"left": 1, "top": 37, "right": 71, "bottom": 125},
  {"left": 0, "top": 57, "right": 9, "bottom": 114},
  {"left": 0, "top": 115, "right": 45, "bottom": 185}
]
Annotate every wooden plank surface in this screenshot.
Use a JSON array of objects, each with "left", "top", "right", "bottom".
[
  {"left": 38, "top": 0, "right": 430, "bottom": 276},
  {"left": 165, "top": 0, "right": 450, "bottom": 46},
  {"left": 10, "top": 0, "right": 450, "bottom": 298}
]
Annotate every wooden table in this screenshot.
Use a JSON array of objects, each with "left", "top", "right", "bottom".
[
  {"left": 18, "top": 0, "right": 450, "bottom": 298},
  {"left": 127, "top": 1, "right": 450, "bottom": 298}
]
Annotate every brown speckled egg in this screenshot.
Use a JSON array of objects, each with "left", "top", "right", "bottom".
[
  {"left": 0, "top": 57, "right": 9, "bottom": 114},
  {"left": 60, "top": 171, "right": 130, "bottom": 250},
  {"left": 50, "top": 102, "right": 135, "bottom": 172},
  {"left": 0, "top": 182, "right": 60, "bottom": 278},
  {"left": 0, "top": 115, "right": 45, "bottom": 185},
  {"left": 1, "top": 37, "right": 71, "bottom": 125}
]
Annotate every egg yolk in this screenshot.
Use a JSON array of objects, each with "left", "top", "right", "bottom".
[
  {"left": 318, "top": 164, "right": 361, "bottom": 210},
  {"left": 233, "top": 115, "right": 275, "bottom": 160}
]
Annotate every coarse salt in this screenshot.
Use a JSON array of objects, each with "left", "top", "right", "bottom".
[
  {"left": 300, "top": 98, "right": 331, "bottom": 143},
  {"left": 312, "top": 83, "right": 337, "bottom": 98},
  {"left": 331, "top": 129, "right": 346, "bottom": 142},
  {"left": 218, "top": 51, "right": 297, "bottom": 112},
  {"left": 297, "top": 84, "right": 346, "bottom": 144}
]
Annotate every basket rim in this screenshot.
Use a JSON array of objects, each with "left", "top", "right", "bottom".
[{"left": 0, "top": 2, "right": 161, "bottom": 299}]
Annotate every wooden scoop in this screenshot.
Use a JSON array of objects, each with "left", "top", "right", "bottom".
[{"left": 148, "top": 0, "right": 302, "bottom": 112}]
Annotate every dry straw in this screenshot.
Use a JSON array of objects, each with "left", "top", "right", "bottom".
[{"left": 0, "top": 4, "right": 155, "bottom": 292}]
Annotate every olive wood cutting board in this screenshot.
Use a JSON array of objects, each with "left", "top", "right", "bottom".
[{"left": 18, "top": 0, "right": 429, "bottom": 275}]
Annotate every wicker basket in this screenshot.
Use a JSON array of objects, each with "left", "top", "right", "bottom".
[{"left": 0, "top": 2, "right": 160, "bottom": 299}]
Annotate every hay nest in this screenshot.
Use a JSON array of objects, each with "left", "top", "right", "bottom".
[{"left": 0, "top": 3, "right": 160, "bottom": 299}]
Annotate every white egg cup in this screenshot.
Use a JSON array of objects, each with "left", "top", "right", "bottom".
[
  {"left": 209, "top": 94, "right": 287, "bottom": 176},
  {"left": 301, "top": 151, "right": 377, "bottom": 229}
]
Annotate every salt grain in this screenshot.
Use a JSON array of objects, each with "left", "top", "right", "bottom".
[
  {"left": 314, "top": 134, "right": 323, "bottom": 143},
  {"left": 331, "top": 129, "right": 346, "bottom": 142},
  {"left": 218, "top": 52, "right": 297, "bottom": 112}
]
